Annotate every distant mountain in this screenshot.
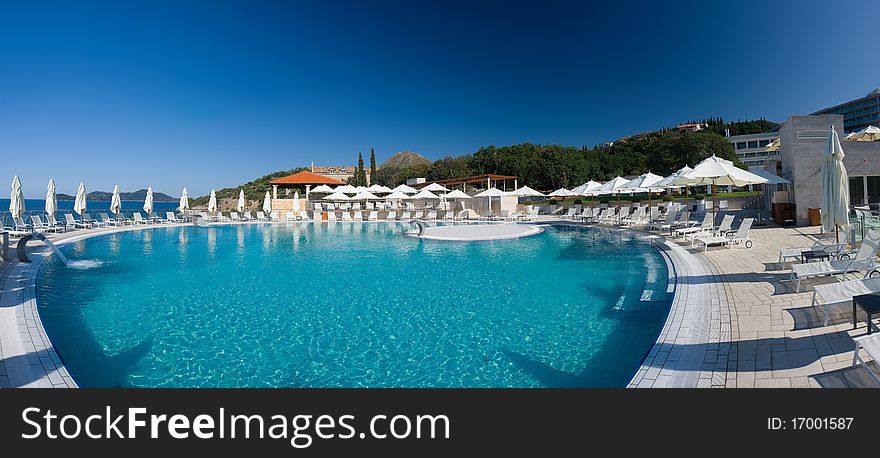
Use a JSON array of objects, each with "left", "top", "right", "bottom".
[
  {"left": 56, "top": 189, "right": 177, "bottom": 201},
  {"left": 379, "top": 151, "right": 431, "bottom": 170}
]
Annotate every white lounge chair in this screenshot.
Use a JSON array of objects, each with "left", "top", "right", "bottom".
[
  {"left": 230, "top": 212, "right": 241, "bottom": 221},
  {"left": 46, "top": 214, "right": 66, "bottom": 232},
  {"left": 2, "top": 218, "right": 30, "bottom": 237},
  {"left": 615, "top": 207, "right": 631, "bottom": 226},
  {"left": 367, "top": 211, "right": 378, "bottom": 221},
  {"left": 400, "top": 211, "right": 411, "bottom": 220},
  {"left": 64, "top": 213, "right": 88, "bottom": 229},
  {"left": 853, "top": 332, "right": 880, "bottom": 384},
  {"left": 148, "top": 212, "right": 166, "bottom": 223},
  {"left": 812, "top": 276, "right": 880, "bottom": 327},
  {"left": 790, "top": 230, "right": 880, "bottom": 293},
  {"left": 130, "top": 212, "right": 147, "bottom": 225},
  {"left": 695, "top": 218, "right": 753, "bottom": 252},
  {"left": 286, "top": 211, "right": 296, "bottom": 222},
  {"left": 341, "top": 211, "right": 352, "bottom": 221},
  {"left": 779, "top": 231, "right": 850, "bottom": 267},
  {"left": 166, "top": 212, "right": 184, "bottom": 223},
  {"left": 353, "top": 211, "right": 363, "bottom": 221},
  {"left": 32, "top": 215, "right": 62, "bottom": 233},
  {"left": 386, "top": 211, "right": 397, "bottom": 221},
  {"left": 327, "top": 211, "right": 337, "bottom": 222},
  {"left": 83, "top": 213, "right": 105, "bottom": 227},
  {"left": 650, "top": 209, "right": 676, "bottom": 231},
  {"left": 98, "top": 213, "right": 122, "bottom": 227},
  {"left": 675, "top": 212, "right": 713, "bottom": 239}
]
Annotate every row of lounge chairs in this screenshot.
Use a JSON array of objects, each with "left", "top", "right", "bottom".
[
  {"left": 779, "top": 229, "right": 880, "bottom": 382},
  {"left": 2, "top": 211, "right": 191, "bottom": 237},
  {"left": 559, "top": 205, "right": 756, "bottom": 252}
]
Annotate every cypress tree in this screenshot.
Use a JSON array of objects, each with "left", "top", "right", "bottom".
[
  {"left": 357, "top": 152, "right": 365, "bottom": 186},
  {"left": 369, "top": 148, "right": 377, "bottom": 185}
]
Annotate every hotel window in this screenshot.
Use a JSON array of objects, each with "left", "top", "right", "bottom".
[
  {"left": 747, "top": 141, "right": 759, "bottom": 148},
  {"left": 759, "top": 140, "right": 770, "bottom": 147},
  {"left": 850, "top": 176, "right": 866, "bottom": 206},
  {"left": 736, "top": 142, "right": 746, "bottom": 149},
  {"left": 868, "top": 176, "right": 880, "bottom": 204}
]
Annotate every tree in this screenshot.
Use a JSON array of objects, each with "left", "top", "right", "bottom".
[
  {"left": 369, "top": 148, "right": 377, "bottom": 185},
  {"left": 356, "top": 152, "right": 366, "bottom": 186}
]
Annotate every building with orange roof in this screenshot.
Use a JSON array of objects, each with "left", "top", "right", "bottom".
[{"left": 269, "top": 170, "right": 344, "bottom": 207}]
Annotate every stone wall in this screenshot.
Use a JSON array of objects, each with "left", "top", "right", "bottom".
[{"left": 780, "top": 114, "right": 880, "bottom": 225}]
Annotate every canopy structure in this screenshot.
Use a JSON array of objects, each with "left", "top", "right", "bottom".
[
  {"left": 384, "top": 190, "right": 411, "bottom": 200},
  {"left": 547, "top": 188, "right": 576, "bottom": 197},
  {"left": 144, "top": 186, "right": 155, "bottom": 214},
  {"left": 323, "top": 191, "right": 352, "bottom": 201},
  {"left": 621, "top": 172, "right": 665, "bottom": 219},
  {"left": 420, "top": 174, "right": 517, "bottom": 192},
  {"left": 74, "top": 182, "right": 87, "bottom": 215},
  {"left": 412, "top": 189, "right": 441, "bottom": 200},
  {"left": 45, "top": 178, "right": 58, "bottom": 216},
  {"left": 654, "top": 166, "right": 693, "bottom": 189},
  {"left": 335, "top": 185, "right": 358, "bottom": 194},
  {"left": 845, "top": 125, "right": 880, "bottom": 142},
  {"left": 595, "top": 176, "right": 629, "bottom": 195},
  {"left": 747, "top": 167, "right": 790, "bottom": 185},
  {"left": 684, "top": 155, "right": 768, "bottom": 187},
  {"left": 595, "top": 176, "right": 632, "bottom": 209},
  {"left": 367, "top": 184, "right": 393, "bottom": 194},
  {"left": 208, "top": 190, "right": 218, "bottom": 214},
  {"left": 110, "top": 185, "right": 122, "bottom": 215},
  {"left": 621, "top": 172, "right": 665, "bottom": 193},
  {"left": 572, "top": 180, "right": 603, "bottom": 196},
  {"left": 445, "top": 189, "right": 472, "bottom": 199},
  {"left": 508, "top": 185, "right": 545, "bottom": 197},
  {"left": 352, "top": 191, "right": 381, "bottom": 200},
  {"left": 821, "top": 127, "right": 850, "bottom": 241},
  {"left": 9, "top": 175, "right": 25, "bottom": 219},
  {"left": 474, "top": 187, "right": 506, "bottom": 212},
  {"left": 684, "top": 155, "right": 768, "bottom": 221},
  {"left": 310, "top": 184, "right": 335, "bottom": 193},
  {"left": 391, "top": 184, "right": 418, "bottom": 194},
  {"left": 422, "top": 182, "right": 450, "bottom": 193}
]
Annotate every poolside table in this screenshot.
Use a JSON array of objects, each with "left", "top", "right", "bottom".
[
  {"left": 853, "top": 293, "right": 880, "bottom": 334},
  {"left": 801, "top": 250, "right": 831, "bottom": 264}
]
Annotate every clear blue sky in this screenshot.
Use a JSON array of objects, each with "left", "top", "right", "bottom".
[{"left": 1, "top": 0, "right": 878, "bottom": 197}]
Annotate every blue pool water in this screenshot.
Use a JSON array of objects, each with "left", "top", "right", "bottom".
[{"left": 36, "top": 223, "right": 672, "bottom": 388}]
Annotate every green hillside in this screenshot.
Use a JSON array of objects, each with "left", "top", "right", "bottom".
[{"left": 191, "top": 167, "right": 307, "bottom": 206}]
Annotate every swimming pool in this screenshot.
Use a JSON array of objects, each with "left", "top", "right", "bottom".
[{"left": 36, "top": 223, "right": 672, "bottom": 388}]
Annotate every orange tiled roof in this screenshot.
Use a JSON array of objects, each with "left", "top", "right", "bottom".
[{"left": 270, "top": 170, "right": 345, "bottom": 185}]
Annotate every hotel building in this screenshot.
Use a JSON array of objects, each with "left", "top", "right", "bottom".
[
  {"left": 812, "top": 88, "right": 880, "bottom": 133},
  {"left": 726, "top": 131, "right": 780, "bottom": 168}
]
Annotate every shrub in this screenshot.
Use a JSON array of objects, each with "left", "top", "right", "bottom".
[{"left": 662, "top": 195, "right": 674, "bottom": 202}]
